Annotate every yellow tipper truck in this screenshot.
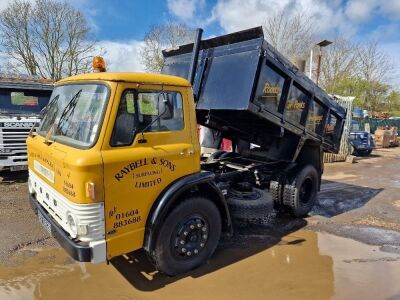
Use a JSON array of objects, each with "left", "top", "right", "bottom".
[{"left": 28, "top": 27, "right": 346, "bottom": 275}]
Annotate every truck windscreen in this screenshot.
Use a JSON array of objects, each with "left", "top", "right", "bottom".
[
  {"left": 0, "top": 89, "right": 51, "bottom": 114},
  {"left": 38, "top": 84, "right": 109, "bottom": 148}
]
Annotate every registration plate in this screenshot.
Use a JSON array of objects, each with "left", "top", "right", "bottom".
[
  {"left": 10, "top": 165, "right": 28, "bottom": 172},
  {"left": 38, "top": 211, "right": 52, "bottom": 235}
]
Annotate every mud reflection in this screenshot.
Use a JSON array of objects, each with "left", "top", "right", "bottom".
[{"left": 1, "top": 230, "right": 400, "bottom": 300}]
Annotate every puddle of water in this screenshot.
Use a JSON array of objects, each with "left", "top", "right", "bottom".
[{"left": 1, "top": 230, "right": 400, "bottom": 300}]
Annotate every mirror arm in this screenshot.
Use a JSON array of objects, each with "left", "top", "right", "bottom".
[
  {"left": 137, "top": 106, "right": 168, "bottom": 144},
  {"left": 137, "top": 92, "right": 169, "bottom": 144}
]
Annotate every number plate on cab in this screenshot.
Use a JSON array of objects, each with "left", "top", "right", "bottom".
[{"left": 38, "top": 211, "right": 52, "bottom": 235}]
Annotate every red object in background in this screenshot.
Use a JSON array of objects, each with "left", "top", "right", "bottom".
[
  {"left": 23, "top": 101, "right": 38, "bottom": 106},
  {"left": 197, "top": 124, "right": 232, "bottom": 151},
  {"left": 220, "top": 138, "right": 232, "bottom": 151}
]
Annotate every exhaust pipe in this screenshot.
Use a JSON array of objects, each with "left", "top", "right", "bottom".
[{"left": 188, "top": 28, "right": 203, "bottom": 86}]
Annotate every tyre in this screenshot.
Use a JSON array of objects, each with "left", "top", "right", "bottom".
[
  {"left": 269, "top": 174, "right": 286, "bottom": 211},
  {"left": 350, "top": 145, "right": 358, "bottom": 156},
  {"left": 151, "top": 196, "right": 221, "bottom": 276},
  {"left": 226, "top": 185, "right": 273, "bottom": 219},
  {"left": 282, "top": 165, "right": 319, "bottom": 218}
]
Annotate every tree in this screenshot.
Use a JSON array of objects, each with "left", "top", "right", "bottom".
[
  {"left": 357, "top": 41, "right": 393, "bottom": 84},
  {"left": 0, "top": 0, "right": 97, "bottom": 80},
  {"left": 140, "top": 22, "right": 195, "bottom": 73},
  {"left": 263, "top": 9, "right": 315, "bottom": 60},
  {"left": 386, "top": 90, "right": 400, "bottom": 112},
  {"left": 319, "top": 37, "right": 358, "bottom": 95},
  {"left": 319, "top": 36, "right": 396, "bottom": 112}
]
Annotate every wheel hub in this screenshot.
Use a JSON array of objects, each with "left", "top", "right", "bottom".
[{"left": 174, "top": 216, "right": 209, "bottom": 257}]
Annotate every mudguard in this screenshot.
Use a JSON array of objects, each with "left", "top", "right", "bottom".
[{"left": 144, "top": 171, "right": 232, "bottom": 253}]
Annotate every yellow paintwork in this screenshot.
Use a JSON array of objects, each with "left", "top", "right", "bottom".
[
  {"left": 57, "top": 72, "right": 191, "bottom": 87},
  {"left": 27, "top": 73, "right": 201, "bottom": 261}
]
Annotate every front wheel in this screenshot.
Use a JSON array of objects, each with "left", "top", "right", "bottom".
[{"left": 151, "top": 196, "right": 221, "bottom": 276}]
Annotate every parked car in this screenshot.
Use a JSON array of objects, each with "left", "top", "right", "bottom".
[{"left": 349, "top": 131, "right": 375, "bottom": 156}]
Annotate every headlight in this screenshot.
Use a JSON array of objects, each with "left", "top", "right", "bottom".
[{"left": 66, "top": 212, "right": 78, "bottom": 238}]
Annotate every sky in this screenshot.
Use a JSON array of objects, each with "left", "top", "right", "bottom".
[{"left": 1, "top": 0, "right": 400, "bottom": 86}]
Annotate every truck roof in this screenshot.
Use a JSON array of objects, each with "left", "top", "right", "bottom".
[
  {"left": 0, "top": 76, "right": 53, "bottom": 91},
  {"left": 58, "top": 72, "right": 191, "bottom": 87}
]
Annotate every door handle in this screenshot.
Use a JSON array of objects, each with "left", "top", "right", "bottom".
[{"left": 180, "top": 149, "right": 194, "bottom": 156}]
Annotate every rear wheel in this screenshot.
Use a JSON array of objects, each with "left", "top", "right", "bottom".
[
  {"left": 282, "top": 165, "right": 319, "bottom": 217},
  {"left": 270, "top": 174, "right": 286, "bottom": 212},
  {"left": 151, "top": 196, "right": 221, "bottom": 276}
]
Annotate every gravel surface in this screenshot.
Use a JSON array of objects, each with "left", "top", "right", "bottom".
[{"left": 0, "top": 171, "right": 57, "bottom": 264}]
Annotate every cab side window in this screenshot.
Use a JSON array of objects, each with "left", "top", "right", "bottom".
[
  {"left": 137, "top": 91, "right": 184, "bottom": 133},
  {"left": 110, "top": 90, "right": 184, "bottom": 146},
  {"left": 110, "top": 91, "right": 136, "bottom": 146}
]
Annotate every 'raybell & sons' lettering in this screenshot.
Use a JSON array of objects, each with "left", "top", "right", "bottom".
[{"left": 115, "top": 159, "right": 149, "bottom": 181}]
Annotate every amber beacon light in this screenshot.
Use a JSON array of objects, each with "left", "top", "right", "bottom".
[{"left": 92, "top": 56, "right": 106, "bottom": 72}]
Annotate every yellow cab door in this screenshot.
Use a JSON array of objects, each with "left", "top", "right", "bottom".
[{"left": 101, "top": 82, "right": 200, "bottom": 259}]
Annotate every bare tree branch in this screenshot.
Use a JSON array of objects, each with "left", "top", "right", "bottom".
[
  {"left": 0, "top": 0, "right": 98, "bottom": 80},
  {"left": 140, "top": 22, "right": 195, "bottom": 73},
  {"left": 319, "top": 37, "right": 359, "bottom": 94},
  {"left": 264, "top": 9, "right": 315, "bottom": 60}
]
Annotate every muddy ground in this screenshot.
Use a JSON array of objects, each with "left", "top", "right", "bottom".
[{"left": 1, "top": 148, "right": 400, "bottom": 299}]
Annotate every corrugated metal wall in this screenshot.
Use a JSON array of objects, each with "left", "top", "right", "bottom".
[{"left": 324, "top": 96, "right": 354, "bottom": 163}]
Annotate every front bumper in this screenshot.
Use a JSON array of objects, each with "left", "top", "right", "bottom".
[{"left": 30, "top": 194, "right": 102, "bottom": 262}]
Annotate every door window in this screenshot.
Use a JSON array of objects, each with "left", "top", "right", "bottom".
[{"left": 110, "top": 90, "right": 184, "bottom": 146}]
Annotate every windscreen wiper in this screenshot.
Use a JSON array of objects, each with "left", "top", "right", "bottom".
[
  {"left": 44, "top": 90, "right": 82, "bottom": 145},
  {"left": 55, "top": 89, "right": 82, "bottom": 136},
  {"left": 40, "top": 94, "right": 60, "bottom": 116},
  {"left": 30, "top": 94, "right": 60, "bottom": 138}
]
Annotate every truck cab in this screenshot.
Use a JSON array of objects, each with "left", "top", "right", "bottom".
[
  {"left": 27, "top": 73, "right": 209, "bottom": 267},
  {"left": 349, "top": 131, "right": 375, "bottom": 156},
  {"left": 0, "top": 77, "right": 53, "bottom": 171}
]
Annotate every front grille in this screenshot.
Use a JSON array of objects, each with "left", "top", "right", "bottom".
[
  {"left": 3, "top": 139, "right": 26, "bottom": 144},
  {"left": 2, "top": 128, "right": 31, "bottom": 133},
  {"left": 14, "top": 158, "right": 27, "bottom": 162},
  {"left": 0, "top": 126, "right": 31, "bottom": 148}
]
